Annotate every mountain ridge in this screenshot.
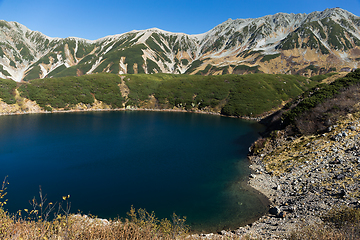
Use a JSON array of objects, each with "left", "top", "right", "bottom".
[{"left": 0, "top": 8, "right": 359, "bottom": 82}]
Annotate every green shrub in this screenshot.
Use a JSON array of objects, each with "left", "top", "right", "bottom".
[
  {"left": 0, "top": 79, "right": 17, "bottom": 104},
  {"left": 19, "top": 73, "right": 124, "bottom": 109},
  {"left": 23, "top": 66, "right": 42, "bottom": 81},
  {"left": 184, "top": 59, "right": 204, "bottom": 74},
  {"left": 305, "top": 65, "right": 319, "bottom": 72},
  {"left": 14, "top": 72, "right": 317, "bottom": 118},
  {"left": 283, "top": 69, "right": 360, "bottom": 124},
  {"left": 309, "top": 73, "right": 337, "bottom": 82},
  {"left": 123, "top": 73, "right": 315, "bottom": 117},
  {"left": 260, "top": 54, "right": 280, "bottom": 62}
]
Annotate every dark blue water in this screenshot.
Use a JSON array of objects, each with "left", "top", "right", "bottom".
[{"left": 0, "top": 111, "right": 268, "bottom": 232}]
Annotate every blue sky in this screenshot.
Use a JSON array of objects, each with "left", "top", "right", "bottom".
[{"left": 1, "top": 0, "right": 360, "bottom": 40}]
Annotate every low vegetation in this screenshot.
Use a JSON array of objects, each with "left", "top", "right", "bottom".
[
  {"left": 0, "top": 72, "right": 317, "bottom": 118},
  {"left": 0, "top": 208, "right": 190, "bottom": 240},
  {"left": 18, "top": 73, "right": 124, "bottom": 111},
  {"left": 281, "top": 69, "right": 360, "bottom": 134},
  {"left": 124, "top": 73, "right": 316, "bottom": 116},
  {"left": 0, "top": 78, "right": 17, "bottom": 104},
  {"left": 309, "top": 72, "right": 337, "bottom": 82},
  {"left": 289, "top": 218, "right": 360, "bottom": 240}
]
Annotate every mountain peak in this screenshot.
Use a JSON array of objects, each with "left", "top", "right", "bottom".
[{"left": 0, "top": 8, "right": 359, "bottom": 81}]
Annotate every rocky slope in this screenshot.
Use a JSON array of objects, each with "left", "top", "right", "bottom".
[
  {"left": 0, "top": 8, "right": 359, "bottom": 82},
  {"left": 238, "top": 114, "right": 360, "bottom": 239},
  {"left": 185, "top": 113, "right": 360, "bottom": 239}
]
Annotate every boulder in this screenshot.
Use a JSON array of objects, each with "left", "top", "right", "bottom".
[
  {"left": 278, "top": 211, "right": 286, "bottom": 218},
  {"left": 338, "top": 189, "right": 347, "bottom": 198},
  {"left": 335, "top": 174, "right": 345, "bottom": 180},
  {"left": 269, "top": 206, "right": 281, "bottom": 216},
  {"left": 287, "top": 205, "right": 297, "bottom": 213}
]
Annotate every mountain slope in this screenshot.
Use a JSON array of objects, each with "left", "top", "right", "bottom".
[
  {"left": 0, "top": 8, "right": 360, "bottom": 82},
  {"left": 0, "top": 72, "right": 317, "bottom": 117}
]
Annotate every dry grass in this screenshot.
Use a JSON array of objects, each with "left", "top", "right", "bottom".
[
  {"left": 0, "top": 209, "right": 255, "bottom": 240},
  {"left": 0, "top": 177, "right": 254, "bottom": 240},
  {"left": 289, "top": 206, "right": 360, "bottom": 240},
  {"left": 262, "top": 110, "right": 360, "bottom": 177},
  {"left": 294, "top": 84, "right": 360, "bottom": 135},
  {"left": 0, "top": 176, "right": 195, "bottom": 240},
  {"left": 289, "top": 223, "right": 360, "bottom": 240},
  {"left": 0, "top": 206, "right": 193, "bottom": 240}
]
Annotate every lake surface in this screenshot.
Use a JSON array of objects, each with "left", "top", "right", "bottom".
[{"left": 0, "top": 111, "right": 268, "bottom": 232}]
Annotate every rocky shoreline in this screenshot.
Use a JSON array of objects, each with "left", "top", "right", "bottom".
[
  {"left": 196, "top": 114, "right": 360, "bottom": 239},
  {"left": 0, "top": 97, "right": 223, "bottom": 117}
]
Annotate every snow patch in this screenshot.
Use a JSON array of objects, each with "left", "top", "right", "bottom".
[
  {"left": 338, "top": 51, "right": 349, "bottom": 60},
  {"left": 74, "top": 39, "right": 79, "bottom": 63},
  {"left": 86, "top": 57, "right": 103, "bottom": 74},
  {"left": 137, "top": 31, "right": 153, "bottom": 44},
  {"left": 119, "top": 57, "right": 127, "bottom": 74},
  {"left": 9, "top": 68, "right": 25, "bottom": 82},
  {"left": 39, "top": 64, "right": 47, "bottom": 78},
  {"left": 104, "top": 45, "right": 113, "bottom": 55}
]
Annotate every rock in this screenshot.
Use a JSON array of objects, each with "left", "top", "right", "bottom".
[
  {"left": 269, "top": 207, "right": 281, "bottom": 216},
  {"left": 242, "top": 116, "right": 360, "bottom": 239},
  {"left": 348, "top": 125, "right": 357, "bottom": 131},
  {"left": 335, "top": 174, "right": 345, "bottom": 180},
  {"left": 278, "top": 211, "right": 286, "bottom": 218},
  {"left": 336, "top": 174, "right": 345, "bottom": 180},
  {"left": 287, "top": 137, "right": 295, "bottom": 141},
  {"left": 339, "top": 189, "right": 347, "bottom": 197},
  {"left": 330, "top": 158, "right": 342, "bottom": 164},
  {"left": 287, "top": 206, "right": 297, "bottom": 213},
  {"left": 273, "top": 185, "right": 281, "bottom": 191}
]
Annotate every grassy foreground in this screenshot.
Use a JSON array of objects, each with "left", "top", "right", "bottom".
[
  {"left": 0, "top": 178, "right": 192, "bottom": 240},
  {"left": 0, "top": 207, "right": 190, "bottom": 240}
]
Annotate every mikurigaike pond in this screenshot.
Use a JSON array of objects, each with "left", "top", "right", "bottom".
[{"left": 0, "top": 111, "right": 268, "bottom": 232}]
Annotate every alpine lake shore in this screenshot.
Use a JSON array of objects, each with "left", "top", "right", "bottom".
[
  {"left": 1, "top": 72, "right": 359, "bottom": 239},
  {"left": 1, "top": 104, "right": 358, "bottom": 239}
]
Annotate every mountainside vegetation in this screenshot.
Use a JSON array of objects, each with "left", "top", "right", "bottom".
[
  {"left": 0, "top": 78, "right": 16, "bottom": 104},
  {"left": 0, "top": 73, "right": 319, "bottom": 117},
  {"left": 264, "top": 69, "right": 360, "bottom": 135},
  {"left": 116, "top": 73, "right": 317, "bottom": 117},
  {"left": 19, "top": 73, "right": 124, "bottom": 111}
]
